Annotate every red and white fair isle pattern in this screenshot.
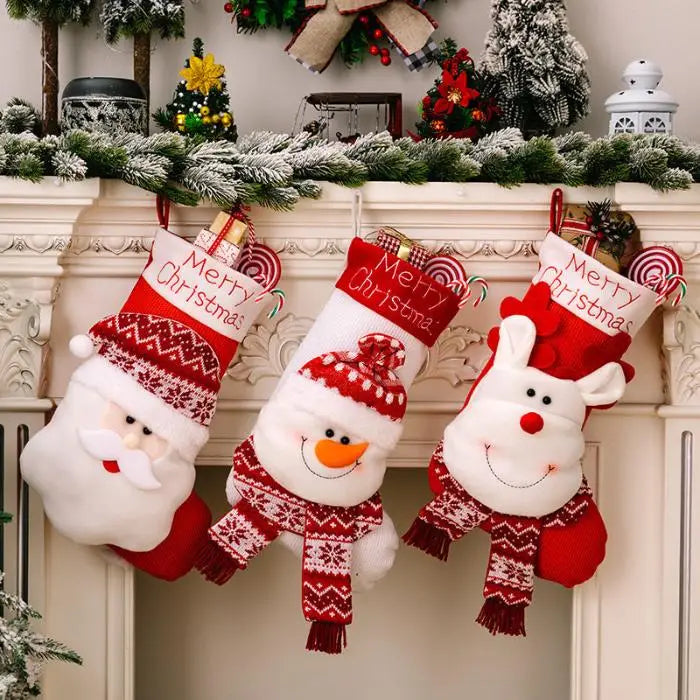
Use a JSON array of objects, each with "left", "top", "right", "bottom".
[
  {"left": 89, "top": 313, "right": 220, "bottom": 426},
  {"left": 207, "top": 437, "right": 383, "bottom": 650},
  {"left": 404, "top": 441, "right": 593, "bottom": 635}
]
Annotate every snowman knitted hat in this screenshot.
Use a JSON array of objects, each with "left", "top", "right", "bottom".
[{"left": 284, "top": 333, "right": 407, "bottom": 449}]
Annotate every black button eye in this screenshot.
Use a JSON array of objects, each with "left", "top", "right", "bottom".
[
  {"left": 340, "top": 436, "right": 350, "bottom": 445},
  {"left": 143, "top": 427, "right": 152, "bottom": 435},
  {"left": 126, "top": 415, "right": 135, "bottom": 424},
  {"left": 526, "top": 388, "right": 536, "bottom": 397},
  {"left": 542, "top": 396, "right": 552, "bottom": 405},
  {"left": 325, "top": 429, "right": 335, "bottom": 438}
]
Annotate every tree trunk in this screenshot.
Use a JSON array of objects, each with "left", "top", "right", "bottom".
[
  {"left": 133, "top": 32, "right": 151, "bottom": 132},
  {"left": 41, "top": 19, "right": 59, "bottom": 135}
]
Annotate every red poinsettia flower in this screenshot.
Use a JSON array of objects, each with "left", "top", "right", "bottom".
[{"left": 434, "top": 71, "right": 480, "bottom": 115}]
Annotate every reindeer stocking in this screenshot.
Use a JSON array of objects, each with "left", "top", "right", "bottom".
[
  {"left": 197, "top": 235, "right": 465, "bottom": 653},
  {"left": 404, "top": 191, "right": 683, "bottom": 636},
  {"left": 21, "top": 212, "right": 276, "bottom": 581}
]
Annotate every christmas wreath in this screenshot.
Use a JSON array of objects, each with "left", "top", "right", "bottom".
[
  {"left": 223, "top": 0, "right": 440, "bottom": 72},
  {"left": 413, "top": 43, "right": 500, "bottom": 140}
]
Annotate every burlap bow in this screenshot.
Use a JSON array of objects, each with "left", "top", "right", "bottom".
[{"left": 285, "top": 0, "right": 437, "bottom": 72}]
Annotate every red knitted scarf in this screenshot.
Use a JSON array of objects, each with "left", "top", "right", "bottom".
[
  {"left": 197, "top": 436, "right": 383, "bottom": 654},
  {"left": 403, "top": 441, "right": 592, "bottom": 637}
]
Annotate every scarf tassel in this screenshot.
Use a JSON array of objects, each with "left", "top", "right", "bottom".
[
  {"left": 476, "top": 598, "right": 526, "bottom": 637},
  {"left": 195, "top": 538, "right": 242, "bottom": 585},
  {"left": 306, "top": 621, "right": 347, "bottom": 655},
  {"left": 402, "top": 517, "right": 452, "bottom": 561}
]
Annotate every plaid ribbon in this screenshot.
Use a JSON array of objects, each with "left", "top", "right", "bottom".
[
  {"left": 375, "top": 229, "right": 431, "bottom": 269},
  {"left": 402, "top": 39, "right": 441, "bottom": 72}
]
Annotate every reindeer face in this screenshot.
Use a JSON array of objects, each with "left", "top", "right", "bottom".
[{"left": 442, "top": 315, "right": 626, "bottom": 517}]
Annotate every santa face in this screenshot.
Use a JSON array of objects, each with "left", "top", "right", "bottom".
[
  {"left": 442, "top": 366, "right": 587, "bottom": 518},
  {"left": 20, "top": 379, "right": 195, "bottom": 551},
  {"left": 253, "top": 394, "right": 389, "bottom": 507}
]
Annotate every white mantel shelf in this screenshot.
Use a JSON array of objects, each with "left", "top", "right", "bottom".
[{"left": 1, "top": 178, "right": 700, "bottom": 700}]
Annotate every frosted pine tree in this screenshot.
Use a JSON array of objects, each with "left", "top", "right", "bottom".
[
  {"left": 0, "top": 511, "right": 81, "bottom": 698},
  {"left": 101, "top": 1, "right": 185, "bottom": 115},
  {"left": 6, "top": 0, "right": 95, "bottom": 134},
  {"left": 480, "top": 0, "right": 590, "bottom": 137}
]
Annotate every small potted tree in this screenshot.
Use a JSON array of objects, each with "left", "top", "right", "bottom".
[{"left": 5, "top": 0, "right": 95, "bottom": 135}]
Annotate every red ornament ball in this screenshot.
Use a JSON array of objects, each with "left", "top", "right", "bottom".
[
  {"left": 369, "top": 44, "right": 380, "bottom": 56},
  {"left": 422, "top": 96, "right": 432, "bottom": 106},
  {"left": 224, "top": 2, "right": 234, "bottom": 11},
  {"left": 241, "top": 6, "right": 252, "bottom": 16},
  {"left": 585, "top": 215, "right": 593, "bottom": 226},
  {"left": 359, "top": 14, "right": 370, "bottom": 24},
  {"left": 381, "top": 55, "right": 391, "bottom": 66},
  {"left": 373, "top": 28, "right": 383, "bottom": 39},
  {"left": 380, "top": 47, "right": 389, "bottom": 57},
  {"left": 596, "top": 231, "right": 605, "bottom": 241}
]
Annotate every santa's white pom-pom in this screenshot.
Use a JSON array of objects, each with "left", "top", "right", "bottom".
[{"left": 69, "top": 334, "right": 94, "bottom": 359}]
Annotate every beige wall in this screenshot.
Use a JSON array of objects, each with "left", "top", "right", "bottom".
[
  {"left": 0, "top": 0, "right": 698, "bottom": 139},
  {"left": 136, "top": 468, "right": 572, "bottom": 700}
]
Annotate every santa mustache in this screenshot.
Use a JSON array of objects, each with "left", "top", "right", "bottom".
[{"left": 77, "top": 428, "right": 162, "bottom": 491}]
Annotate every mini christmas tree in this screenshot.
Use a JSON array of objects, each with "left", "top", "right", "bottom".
[
  {"left": 480, "top": 0, "right": 590, "bottom": 137},
  {"left": 5, "top": 0, "right": 95, "bottom": 135},
  {"left": 154, "top": 38, "right": 237, "bottom": 142},
  {"left": 413, "top": 42, "right": 499, "bottom": 141},
  {"left": 100, "top": 0, "right": 185, "bottom": 115}
]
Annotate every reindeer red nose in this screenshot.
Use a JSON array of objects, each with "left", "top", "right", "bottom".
[{"left": 520, "top": 412, "right": 544, "bottom": 434}]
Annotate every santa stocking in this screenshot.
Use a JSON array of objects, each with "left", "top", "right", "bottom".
[
  {"left": 21, "top": 213, "right": 275, "bottom": 581},
  {"left": 197, "top": 234, "right": 465, "bottom": 653},
  {"left": 404, "top": 190, "right": 682, "bottom": 636}
]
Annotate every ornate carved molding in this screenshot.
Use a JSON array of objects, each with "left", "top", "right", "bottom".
[
  {"left": 227, "top": 312, "right": 488, "bottom": 386},
  {"left": 0, "top": 283, "right": 44, "bottom": 397},
  {"left": 663, "top": 304, "right": 700, "bottom": 405}
]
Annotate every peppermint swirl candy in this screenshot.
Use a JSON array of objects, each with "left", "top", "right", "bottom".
[
  {"left": 423, "top": 255, "right": 487, "bottom": 307},
  {"left": 238, "top": 242, "right": 282, "bottom": 291},
  {"left": 628, "top": 246, "right": 686, "bottom": 306}
]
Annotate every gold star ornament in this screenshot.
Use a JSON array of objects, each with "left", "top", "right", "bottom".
[{"left": 179, "top": 53, "right": 225, "bottom": 95}]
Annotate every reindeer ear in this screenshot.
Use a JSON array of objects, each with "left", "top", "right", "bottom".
[
  {"left": 576, "top": 362, "right": 626, "bottom": 406},
  {"left": 494, "top": 315, "right": 537, "bottom": 369}
]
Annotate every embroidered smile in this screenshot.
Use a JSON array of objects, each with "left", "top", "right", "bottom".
[
  {"left": 484, "top": 445, "right": 555, "bottom": 489},
  {"left": 300, "top": 437, "right": 361, "bottom": 479}
]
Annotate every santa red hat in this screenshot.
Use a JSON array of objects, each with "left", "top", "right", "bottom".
[
  {"left": 68, "top": 227, "right": 267, "bottom": 463},
  {"left": 283, "top": 333, "right": 408, "bottom": 449}
]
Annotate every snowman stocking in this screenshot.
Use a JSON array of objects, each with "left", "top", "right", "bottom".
[
  {"left": 404, "top": 193, "right": 683, "bottom": 637},
  {"left": 197, "top": 235, "right": 465, "bottom": 653},
  {"left": 21, "top": 217, "right": 274, "bottom": 581}
]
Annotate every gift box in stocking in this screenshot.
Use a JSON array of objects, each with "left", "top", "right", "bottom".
[
  {"left": 21, "top": 225, "right": 272, "bottom": 581},
  {"left": 197, "top": 236, "right": 464, "bottom": 653},
  {"left": 404, "top": 213, "right": 666, "bottom": 637}
]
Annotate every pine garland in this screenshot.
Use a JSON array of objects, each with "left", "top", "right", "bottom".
[{"left": 0, "top": 102, "right": 699, "bottom": 208}]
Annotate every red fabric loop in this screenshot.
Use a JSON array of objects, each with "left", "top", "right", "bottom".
[
  {"left": 549, "top": 188, "right": 564, "bottom": 234},
  {"left": 156, "top": 195, "right": 170, "bottom": 230}
]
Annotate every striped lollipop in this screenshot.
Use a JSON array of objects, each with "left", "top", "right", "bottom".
[
  {"left": 237, "top": 242, "right": 284, "bottom": 317},
  {"left": 628, "top": 246, "right": 686, "bottom": 306},
  {"left": 423, "top": 255, "right": 488, "bottom": 308}
]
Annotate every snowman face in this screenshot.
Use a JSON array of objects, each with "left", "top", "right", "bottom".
[
  {"left": 253, "top": 394, "right": 389, "bottom": 507},
  {"left": 20, "top": 379, "right": 195, "bottom": 551}
]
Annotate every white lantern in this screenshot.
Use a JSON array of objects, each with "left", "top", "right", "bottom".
[{"left": 605, "top": 60, "right": 678, "bottom": 135}]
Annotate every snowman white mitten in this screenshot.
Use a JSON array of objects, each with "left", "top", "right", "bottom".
[{"left": 198, "top": 235, "right": 465, "bottom": 653}]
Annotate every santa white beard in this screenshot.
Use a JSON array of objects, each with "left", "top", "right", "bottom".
[
  {"left": 442, "top": 398, "right": 584, "bottom": 518},
  {"left": 252, "top": 395, "right": 390, "bottom": 507},
  {"left": 21, "top": 379, "right": 196, "bottom": 551}
]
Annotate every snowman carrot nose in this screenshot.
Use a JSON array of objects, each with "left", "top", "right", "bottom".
[{"left": 314, "top": 439, "right": 369, "bottom": 468}]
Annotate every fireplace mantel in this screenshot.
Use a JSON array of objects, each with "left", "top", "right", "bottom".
[{"left": 1, "top": 178, "right": 699, "bottom": 700}]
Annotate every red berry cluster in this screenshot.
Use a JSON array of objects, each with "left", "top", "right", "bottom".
[
  {"left": 358, "top": 14, "right": 391, "bottom": 66},
  {"left": 224, "top": 2, "right": 252, "bottom": 17}
]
